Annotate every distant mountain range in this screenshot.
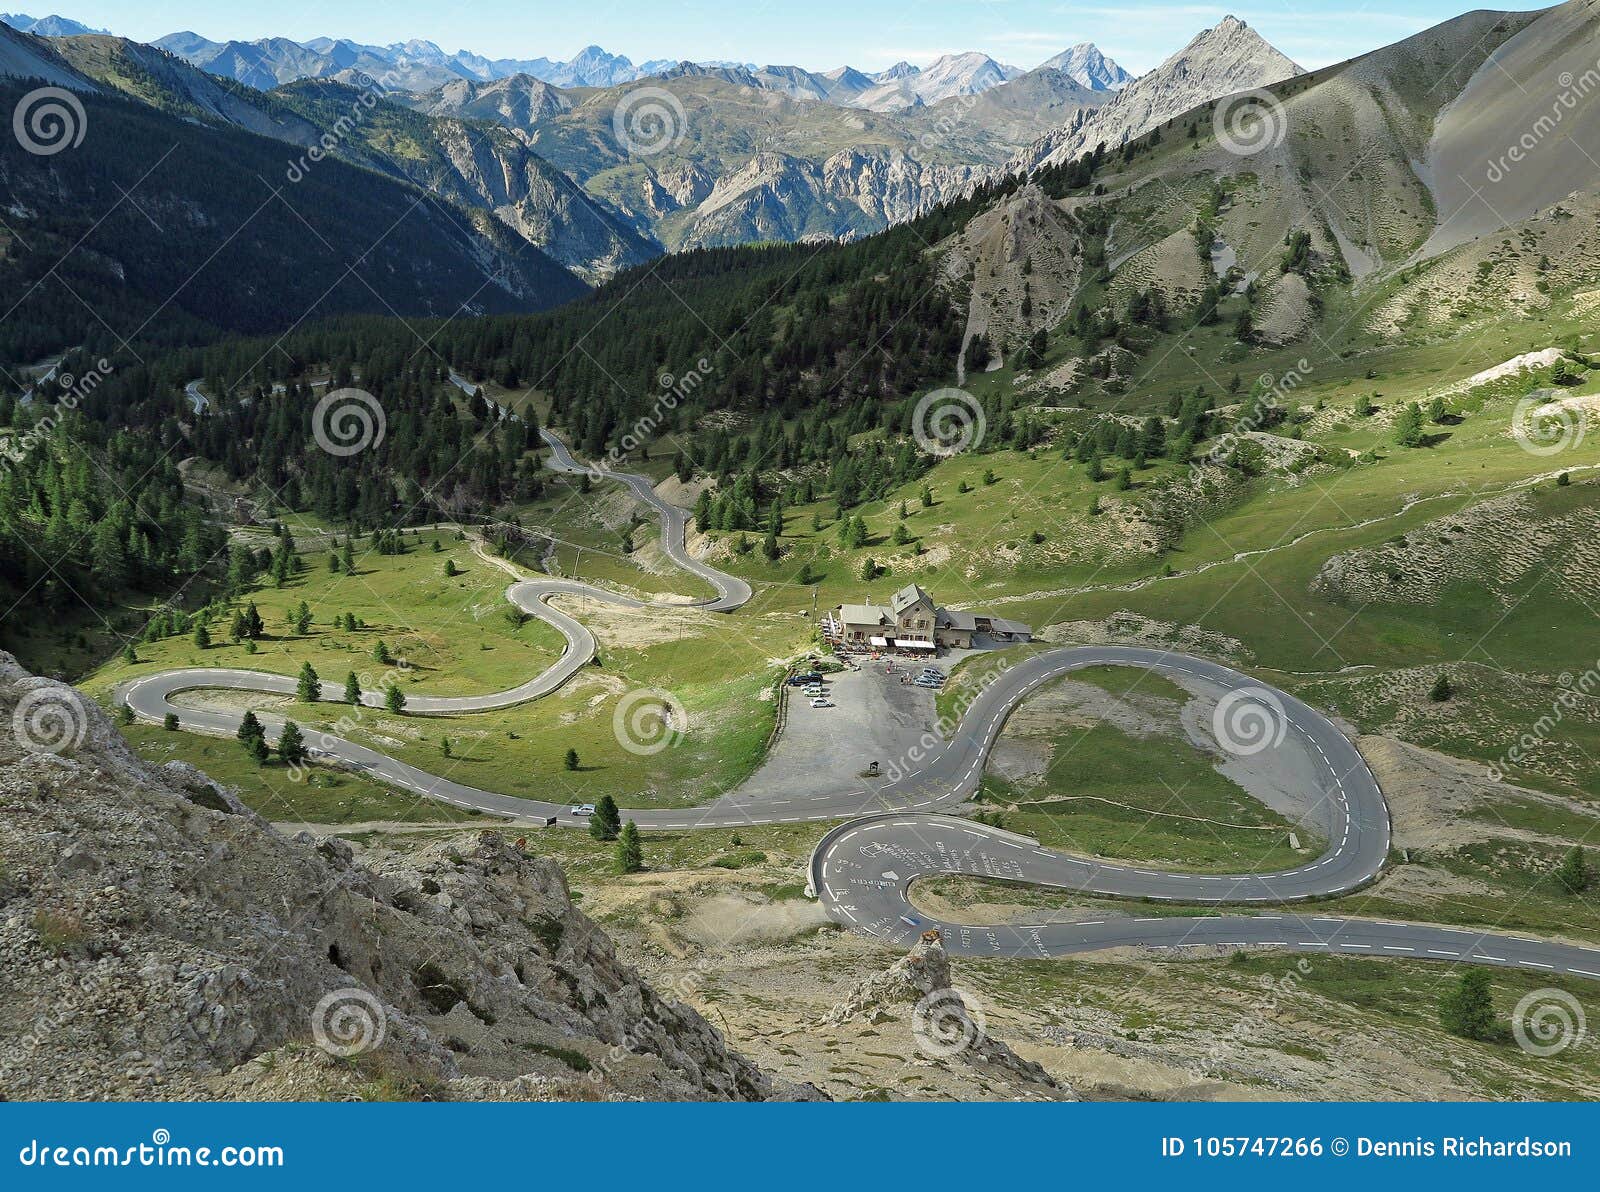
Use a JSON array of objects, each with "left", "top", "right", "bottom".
[
  {"left": 0, "top": 11, "right": 102, "bottom": 37},
  {"left": 1, "top": 14, "right": 1133, "bottom": 98},
  {"left": 0, "top": 8, "right": 1342, "bottom": 353}
]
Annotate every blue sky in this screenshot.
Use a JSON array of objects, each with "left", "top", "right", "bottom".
[{"left": 35, "top": 0, "right": 1549, "bottom": 73}]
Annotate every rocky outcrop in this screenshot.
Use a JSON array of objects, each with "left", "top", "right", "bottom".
[
  {"left": 825, "top": 930, "right": 1071, "bottom": 1094},
  {"left": 671, "top": 150, "right": 978, "bottom": 250},
  {"left": 426, "top": 120, "right": 660, "bottom": 282},
  {"left": 938, "top": 182, "right": 1085, "bottom": 357},
  {"left": 0, "top": 651, "right": 802, "bottom": 1101}
]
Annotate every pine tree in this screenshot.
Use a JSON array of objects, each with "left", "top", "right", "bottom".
[
  {"left": 1555, "top": 846, "right": 1591, "bottom": 895},
  {"left": 278, "top": 720, "right": 306, "bottom": 765},
  {"left": 1439, "top": 969, "right": 1495, "bottom": 1040},
  {"left": 237, "top": 709, "right": 264, "bottom": 744},
  {"left": 1429, "top": 673, "right": 1453, "bottom": 702},
  {"left": 163, "top": 713, "right": 179, "bottom": 731},
  {"left": 565, "top": 747, "right": 580, "bottom": 771},
  {"left": 193, "top": 621, "right": 211, "bottom": 649},
  {"left": 344, "top": 672, "right": 361, "bottom": 705},
  {"left": 616, "top": 820, "right": 643, "bottom": 874},
  {"left": 1394, "top": 402, "right": 1425, "bottom": 448},
  {"left": 247, "top": 733, "right": 270, "bottom": 765},
  {"left": 590, "top": 794, "right": 621, "bottom": 841},
  {"left": 296, "top": 661, "right": 321, "bottom": 704},
  {"left": 385, "top": 684, "right": 406, "bottom": 714},
  {"left": 444, "top": 558, "right": 458, "bottom": 577},
  {"left": 373, "top": 640, "right": 391, "bottom": 665},
  {"left": 122, "top": 642, "right": 138, "bottom": 665},
  {"left": 246, "top": 602, "right": 264, "bottom": 639}
]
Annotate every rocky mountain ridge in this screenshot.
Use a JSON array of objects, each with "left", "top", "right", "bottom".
[
  {"left": 1008, "top": 16, "right": 1303, "bottom": 175},
  {"left": 40, "top": 36, "right": 657, "bottom": 283},
  {"left": 42, "top": 16, "right": 1128, "bottom": 103}
]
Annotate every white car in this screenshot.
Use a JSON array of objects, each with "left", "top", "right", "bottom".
[
  {"left": 809, "top": 697, "right": 832, "bottom": 708},
  {"left": 569, "top": 803, "right": 596, "bottom": 816}
]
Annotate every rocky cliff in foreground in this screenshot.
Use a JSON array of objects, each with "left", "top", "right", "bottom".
[{"left": 0, "top": 651, "right": 805, "bottom": 1101}]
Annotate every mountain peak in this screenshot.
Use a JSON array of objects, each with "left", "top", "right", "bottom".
[
  {"left": 1, "top": 11, "right": 108, "bottom": 37},
  {"left": 1179, "top": 13, "right": 1302, "bottom": 74},
  {"left": 1038, "top": 42, "right": 1134, "bottom": 90}
]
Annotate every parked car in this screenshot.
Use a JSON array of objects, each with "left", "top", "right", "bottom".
[
  {"left": 809, "top": 697, "right": 832, "bottom": 708},
  {"left": 569, "top": 804, "right": 596, "bottom": 816}
]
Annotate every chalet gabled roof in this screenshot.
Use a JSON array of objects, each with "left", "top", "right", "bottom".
[{"left": 890, "top": 583, "right": 931, "bottom": 614}]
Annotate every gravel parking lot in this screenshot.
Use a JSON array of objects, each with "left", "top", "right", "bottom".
[{"left": 729, "top": 658, "right": 948, "bottom": 803}]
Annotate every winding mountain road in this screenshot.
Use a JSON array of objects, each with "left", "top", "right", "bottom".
[{"left": 116, "top": 422, "right": 1600, "bottom": 982}]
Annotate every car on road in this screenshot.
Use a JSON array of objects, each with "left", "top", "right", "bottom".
[
  {"left": 569, "top": 804, "right": 596, "bottom": 816},
  {"left": 809, "top": 697, "right": 832, "bottom": 708}
]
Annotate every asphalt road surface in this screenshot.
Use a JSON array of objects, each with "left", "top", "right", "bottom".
[{"left": 119, "top": 416, "right": 1600, "bottom": 981}]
